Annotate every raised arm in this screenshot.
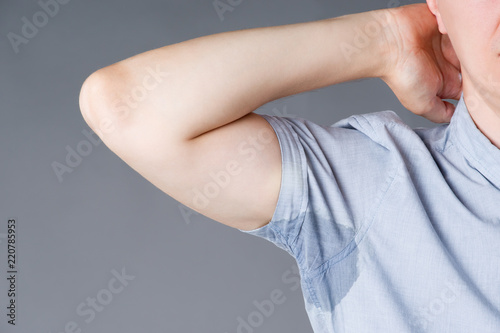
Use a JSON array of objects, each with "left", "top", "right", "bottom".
[
  {"left": 78, "top": 4, "right": 461, "bottom": 231},
  {"left": 80, "top": 9, "right": 394, "bottom": 140}
]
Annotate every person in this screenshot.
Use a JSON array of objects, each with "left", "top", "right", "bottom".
[{"left": 78, "top": 1, "right": 500, "bottom": 331}]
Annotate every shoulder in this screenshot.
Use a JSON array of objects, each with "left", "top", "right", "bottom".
[
  {"left": 263, "top": 110, "right": 420, "bottom": 150},
  {"left": 332, "top": 110, "right": 413, "bottom": 148},
  {"left": 263, "top": 110, "right": 405, "bottom": 136},
  {"left": 260, "top": 110, "right": 451, "bottom": 165}
]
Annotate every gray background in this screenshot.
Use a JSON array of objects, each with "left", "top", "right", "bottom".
[{"left": 0, "top": 0, "right": 429, "bottom": 332}]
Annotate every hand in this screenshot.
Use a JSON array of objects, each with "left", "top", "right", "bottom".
[{"left": 381, "top": 4, "right": 462, "bottom": 123}]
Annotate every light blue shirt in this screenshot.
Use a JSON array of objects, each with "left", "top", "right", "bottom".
[{"left": 239, "top": 94, "right": 500, "bottom": 332}]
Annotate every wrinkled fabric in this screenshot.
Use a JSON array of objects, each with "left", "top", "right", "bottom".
[{"left": 239, "top": 94, "right": 500, "bottom": 332}]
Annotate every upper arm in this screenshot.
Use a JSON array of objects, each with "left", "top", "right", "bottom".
[
  {"left": 79, "top": 69, "right": 282, "bottom": 231},
  {"left": 172, "top": 112, "right": 282, "bottom": 230}
]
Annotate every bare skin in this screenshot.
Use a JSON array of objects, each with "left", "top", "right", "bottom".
[
  {"left": 78, "top": 4, "right": 463, "bottom": 231},
  {"left": 427, "top": 0, "right": 500, "bottom": 149}
]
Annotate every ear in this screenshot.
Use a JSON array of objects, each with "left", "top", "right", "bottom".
[{"left": 426, "top": 0, "right": 448, "bottom": 34}]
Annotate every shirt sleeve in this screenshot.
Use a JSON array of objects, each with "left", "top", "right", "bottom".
[{"left": 238, "top": 112, "right": 398, "bottom": 274}]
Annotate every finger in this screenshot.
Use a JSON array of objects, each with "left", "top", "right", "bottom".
[
  {"left": 440, "top": 62, "right": 463, "bottom": 101},
  {"left": 422, "top": 96, "right": 455, "bottom": 123},
  {"left": 441, "top": 34, "right": 461, "bottom": 71}
]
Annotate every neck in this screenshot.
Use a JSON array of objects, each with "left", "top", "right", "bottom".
[{"left": 462, "top": 78, "right": 500, "bottom": 150}]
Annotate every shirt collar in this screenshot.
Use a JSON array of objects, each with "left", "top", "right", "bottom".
[{"left": 449, "top": 93, "right": 500, "bottom": 189}]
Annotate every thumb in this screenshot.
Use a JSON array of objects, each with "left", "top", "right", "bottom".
[
  {"left": 424, "top": 96, "right": 456, "bottom": 123},
  {"left": 441, "top": 34, "right": 460, "bottom": 71},
  {"left": 440, "top": 63, "right": 463, "bottom": 101}
]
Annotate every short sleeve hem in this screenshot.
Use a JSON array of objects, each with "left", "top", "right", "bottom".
[{"left": 238, "top": 114, "right": 309, "bottom": 257}]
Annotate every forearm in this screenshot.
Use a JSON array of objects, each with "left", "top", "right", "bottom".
[{"left": 96, "top": 9, "right": 395, "bottom": 141}]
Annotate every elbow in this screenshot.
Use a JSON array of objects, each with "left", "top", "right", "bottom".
[
  {"left": 78, "top": 66, "right": 123, "bottom": 136},
  {"left": 79, "top": 69, "right": 106, "bottom": 131}
]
